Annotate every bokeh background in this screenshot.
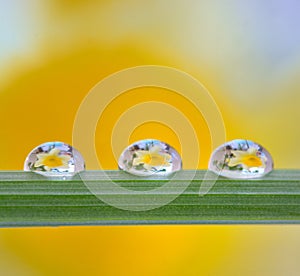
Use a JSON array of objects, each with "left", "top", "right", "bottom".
[{"left": 1, "top": 0, "right": 300, "bottom": 275}]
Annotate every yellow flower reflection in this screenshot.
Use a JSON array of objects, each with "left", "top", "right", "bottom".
[
  {"left": 228, "top": 147, "right": 266, "bottom": 169},
  {"left": 133, "top": 145, "right": 172, "bottom": 170},
  {"left": 34, "top": 148, "right": 71, "bottom": 171}
]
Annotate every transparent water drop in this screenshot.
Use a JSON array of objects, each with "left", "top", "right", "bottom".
[
  {"left": 208, "top": 139, "right": 273, "bottom": 179},
  {"left": 118, "top": 139, "right": 182, "bottom": 176},
  {"left": 24, "top": 141, "right": 85, "bottom": 179}
]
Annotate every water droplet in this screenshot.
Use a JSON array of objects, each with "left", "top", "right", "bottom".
[
  {"left": 118, "top": 139, "right": 182, "bottom": 176},
  {"left": 24, "top": 142, "right": 85, "bottom": 179},
  {"left": 209, "top": 139, "right": 273, "bottom": 179}
]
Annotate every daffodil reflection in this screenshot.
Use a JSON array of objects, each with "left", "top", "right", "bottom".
[
  {"left": 132, "top": 145, "right": 172, "bottom": 171},
  {"left": 34, "top": 148, "right": 71, "bottom": 171},
  {"left": 209, "top": 139, "right": 273, "bottom": 179},
  {"left": 228, "top": 147, "right": 266, "bottom": 169},
  {"left": 118, "top": 139, "right": 182, "bottom": 176},
  {"left": 24, "top": 142, "right": 85, "bottom": 179}
]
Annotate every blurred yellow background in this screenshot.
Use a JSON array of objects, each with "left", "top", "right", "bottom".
[{"left": 1, "top": 1, "right": 300, "bottom": 275}]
